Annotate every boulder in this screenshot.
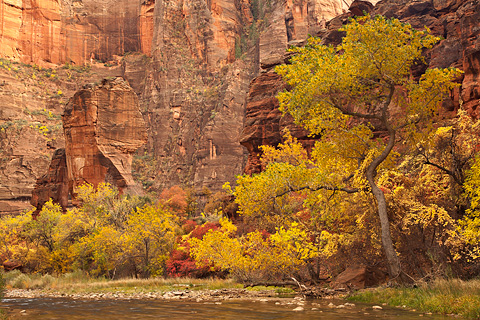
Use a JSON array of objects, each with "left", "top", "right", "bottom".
[{"left": 332, "top": 265, "right": 387, "bottom": 289}]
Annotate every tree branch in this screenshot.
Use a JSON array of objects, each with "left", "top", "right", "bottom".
[
  {"left": 275, "top": 184, "right": 358, "bottom": 199},
  {"left": 334, "top": 103, "right": 382, "bottom": 120}
]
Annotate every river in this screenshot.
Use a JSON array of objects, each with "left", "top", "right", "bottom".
[{"left": 1, "top": 297, "right": 451, "bottom": 319}]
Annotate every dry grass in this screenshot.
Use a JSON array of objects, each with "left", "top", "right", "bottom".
[
  {"left": 348, "top": 278, "right": 480, "bottom": 319},
  {"left": 2, "top": 270, "right": 242, "bottom": 294}
]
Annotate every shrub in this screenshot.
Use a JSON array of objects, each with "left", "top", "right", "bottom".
[{"left": 166, "top": 222, "right": 221, "bottom": 278}]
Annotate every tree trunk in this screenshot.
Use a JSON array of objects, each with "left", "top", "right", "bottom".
[
  {"left": 366, "top": 126, "right": 402, "bottom": 280},
  {"left": 368, "top": 176, "right": 401, "bottom": 278}
]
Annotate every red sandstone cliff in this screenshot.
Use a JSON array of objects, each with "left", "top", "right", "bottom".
[
  {"left": 63, "top": 77, "right": 147, "bottom": 195},
  {"left": 2, "top": 0, "right": 477, "bottom": 214},
  {"left": 0, "top": 0, "right": 152, "bottom": 66}
]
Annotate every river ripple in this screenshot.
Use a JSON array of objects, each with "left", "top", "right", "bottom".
[{"left": 1, "top": 297, "right": 452, "bottom": 320}]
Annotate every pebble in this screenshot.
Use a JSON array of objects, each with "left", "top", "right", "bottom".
[
  {"left": 292, "top": 306, "right": 304, "bottom": 312},
  {"left": 372, "top": 305, "right": 383, "bottom": 310},
  {"left": 4, "top": 288, "right": 279, "bottom": 302}
]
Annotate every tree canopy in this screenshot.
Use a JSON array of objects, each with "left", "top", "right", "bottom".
[{"left": 240, "top": 15, "right": 462, "bottom": 280}]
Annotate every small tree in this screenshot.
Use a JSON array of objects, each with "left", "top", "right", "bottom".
[{"left": 269, "top": 15, "right": 461, "bottom": 279}]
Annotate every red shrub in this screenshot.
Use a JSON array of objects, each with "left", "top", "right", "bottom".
[{"left": 166, "top": 222, "right": 222, "bottom": 278}]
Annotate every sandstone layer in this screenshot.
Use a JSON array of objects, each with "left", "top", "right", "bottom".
[{"left": 0, "top": 0, "right": 152, "bottom": 66}]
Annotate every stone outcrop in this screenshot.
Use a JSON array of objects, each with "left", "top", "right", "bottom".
[
  {"left": 30, "top": 148, "right": 69, "bottom": 216},
  {"left": 29, "top": 77, "right": 147, "bottom": 213},
  {"left": 332, "top": 265, "right": 386, "bottom": 290},
  {"left": 63, "top": 77, "right": 147, "bottom": 197}
]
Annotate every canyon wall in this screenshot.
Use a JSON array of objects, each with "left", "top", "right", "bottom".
[
  {"left": 31, "top": 77, "right": 147, "bottom": 214},
  {"left": 132, "top": 0, "right": 354, "bottom": 194},
  {"left": 0, "top": 0, "right": 151, "bottom": 66},
  {"left": 0, "top": 0, "right": 395, "bottom": 214}
]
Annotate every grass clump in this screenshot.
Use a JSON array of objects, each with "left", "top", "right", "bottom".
[
  {"left": 347, "top": 278, "right": 480, "bottom": 319},
  {"left": 0, "top": 272, "right": 6, "bottom": 320},
  {"left": 2, "top": 271, "right": 243, "bottom": 295}
]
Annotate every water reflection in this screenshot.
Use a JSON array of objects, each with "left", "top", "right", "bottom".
[{"left": 1, "top": 297, "right": 450, "bottom": 320}]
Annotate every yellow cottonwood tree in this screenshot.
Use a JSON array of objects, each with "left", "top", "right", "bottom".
[
  {"left": 460, "top": 155, "right": 480, "bottom": 259},
  {"left": 123, "top": 204, "right": 180, "bottom": 277},
  {"left": 189, "top": 217, "right": 320, "bottom": 282},
  {"left": 239, "top": 15, "right": 461, "bottom": 280}
]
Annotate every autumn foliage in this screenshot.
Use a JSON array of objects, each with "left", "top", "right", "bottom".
[{"left": 0, "top": 183, "right": 180, "bottom": 278}]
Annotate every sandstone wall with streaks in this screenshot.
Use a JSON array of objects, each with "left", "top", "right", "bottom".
[
  {"left": 0, "top": 0, "right": 382, "bottom": 214},
  {"left": 63, "top": 77, "right": 147, "bottom": 197},
  {"left": 0, "top": 0, "right": 152, "bottom": 66}
]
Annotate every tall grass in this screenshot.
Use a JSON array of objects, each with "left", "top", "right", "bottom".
[
  {"left": 2, "top": 270, "right": 242, "bottom": 294},
  {"left": 0, "top": 272, "right": 6, "bottom": 320},
  {"left": 348, "top": 279, "right": 480, "bottom": 319}
]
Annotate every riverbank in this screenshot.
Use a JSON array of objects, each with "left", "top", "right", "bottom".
[
  {"left": 1, "top": 271, "right": 289, "bottom": 301},
  {"left": 2, "top": 271, "right": 478, "bottom": 318},
  {"left": 1, "top": 270, "right": 354, "bottom": 301},
  {"left": 4, "top": 287, "right": 281, "bottom": 301},
  {"left": 348, "top": 279, "right": 480, "bottom": 319}
]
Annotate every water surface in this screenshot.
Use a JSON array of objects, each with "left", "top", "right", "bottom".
[{"left": 1, "top": 297, "right": 450, "bottom": 319}]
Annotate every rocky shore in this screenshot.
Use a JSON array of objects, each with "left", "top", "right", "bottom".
[
  {"left": 4, "top": 288, "right": 280, "bottom": 302},
  {"left": 4, "top": 286, "right": 348, "bottom": 302}
]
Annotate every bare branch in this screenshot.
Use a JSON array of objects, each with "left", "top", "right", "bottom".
[{"left": 275, "top": 184, "right": 358, "bottom": 199}]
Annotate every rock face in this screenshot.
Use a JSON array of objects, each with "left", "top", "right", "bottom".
[
  {"left": 30, "top": 148, "right": 69, "bottom": 216},
  {"left": 240, "top": 0, "right": 480, "bottom": 174},
  {"left": 136, "top": 0, "right": 359, "bottom": 193},
  {"left": 30, "top": 77, "right": 147, "bottom": 212},
  {"left": 63, "top": 77, "right": 147, "bottom": 197},
  {"left": 0, "top": 0, "right": 152, "bottom": 66}
]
